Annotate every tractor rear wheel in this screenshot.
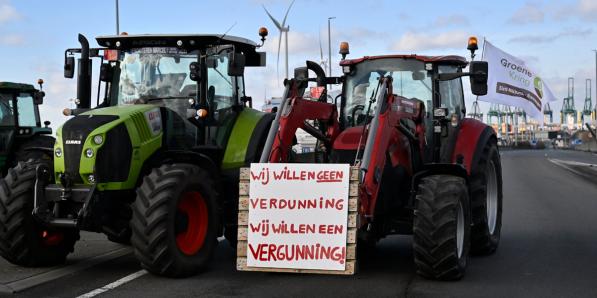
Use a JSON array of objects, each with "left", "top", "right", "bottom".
[
  {"left": 0, "top": 160, "right": 79, "bottom": 266},
  {"left": 413, "top": 175, "right": 470, "bottom": 280},
  {"left": 470, "top": 141, "right": 503, "bottom": 255},
  {"left": 131, "top": 164, "right": 219, "bottom": 277}
]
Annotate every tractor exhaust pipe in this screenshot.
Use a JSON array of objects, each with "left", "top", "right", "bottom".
[{"left": 76, "top": 34, "right": 92, "bottom": 109}]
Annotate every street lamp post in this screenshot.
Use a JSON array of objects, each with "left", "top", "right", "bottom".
[
  {"left": 328, "top": 17, "right": 335, "bottom": 90},
  {"left": 115, "top": 0, "right": 120, "bottom": 35}
]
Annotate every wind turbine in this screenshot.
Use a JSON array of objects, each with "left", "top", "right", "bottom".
[
  {"left": 319, "top": 30, "right": 328, "bottom": 73},
  {"left": 263, "top": 0, "right": 295, "bottom": 81}
]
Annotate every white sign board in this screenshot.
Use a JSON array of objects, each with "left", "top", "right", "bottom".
[
  {"left": 247, "top": 163, "right": 350, "bottom": 271},
  {"left": 478, "top": 40, "right": 557, "bottom": 120}
]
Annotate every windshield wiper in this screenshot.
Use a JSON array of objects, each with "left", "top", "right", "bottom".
[{"left": 132, "top": 96, "right": 192, "bottom": 104}]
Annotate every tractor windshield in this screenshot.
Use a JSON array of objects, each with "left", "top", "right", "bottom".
[
  {"left": 343, "top": 58, "right": 432, "bottom": 127},
  {"left": 115, "top": 47, "right": 197, "bottom": 106}
]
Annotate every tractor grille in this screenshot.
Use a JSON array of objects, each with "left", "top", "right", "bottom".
[
  {"left": 61, "top": 115, "right": 118, "bottom": 183},
  {"left": 130, "top": 112, "right": 152, "bottom": 142},
  {"left": 96, "top": 123, "right": 132, "bottom": 182}
]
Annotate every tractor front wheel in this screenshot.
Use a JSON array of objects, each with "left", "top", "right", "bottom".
[
  {"left": 0, "top": 160, "right": 79, "bottom": 266},
  {"left": 413, "top": 175, "right": 470, "bottom": 280},
  {"left": 131, "top": 164, "right": 218, "bottom": 277},
  {"left": 470, "top": 141, "right": 503, "bottom": 255}
]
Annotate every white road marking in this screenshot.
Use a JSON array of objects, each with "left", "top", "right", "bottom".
[{"left": 76, "top": 270, "right": 147, "bottom": 298}]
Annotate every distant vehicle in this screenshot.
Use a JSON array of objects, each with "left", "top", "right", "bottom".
[{"left": 0, "top": 80, "right": 53, "bottom": 175}]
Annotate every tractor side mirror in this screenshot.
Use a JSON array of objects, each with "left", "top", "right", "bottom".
[
  {"left": 99, "top": 64, "right": 113, "bottom": 82},
  {"left": 33, "top": 91, "right": 45, "bottom": 105},
  {"left": 469, "top": 61, "right": 488, "bottom": 96},
  {"left": 64, "top": 56, "right": 75, "bottom": 79},
  {"left": 227, "top": 53, "right": 246, "bottom": 76},
  {"left": 189, "top": 62, "right": 201, "bottom": 82}
]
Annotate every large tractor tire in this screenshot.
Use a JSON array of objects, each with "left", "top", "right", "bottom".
[
  {"left": 131, "top": 164, "right": 219, "bottom": 278},
  {"left": 470, "top": 141, "right": 503, "bottom": 255},
  {"left": 0, "top": 160, "right": 79, "bottom": 266},
  {"left": 413, "top": 175, "right": 470, "bottom": 280}
]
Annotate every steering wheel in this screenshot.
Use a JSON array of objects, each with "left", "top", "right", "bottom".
[{"left": 350, "top": 105, "right": 365, "bottom": 126}]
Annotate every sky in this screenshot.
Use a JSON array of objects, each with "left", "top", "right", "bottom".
[{"left": 0, "top": 0, "right": 596, "bottom": 130}]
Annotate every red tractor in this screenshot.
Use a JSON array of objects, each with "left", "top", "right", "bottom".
[{"left": 258, "top": 38, "right": 502, "bottom": 280}]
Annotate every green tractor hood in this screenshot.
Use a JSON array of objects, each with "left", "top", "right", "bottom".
[{"left": 54, "top": 104, "right": 163, "bottom": 190}]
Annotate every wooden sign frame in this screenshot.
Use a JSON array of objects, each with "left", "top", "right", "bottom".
[{"left": 236, "top": 166, "right": 359, "bottom": 275}]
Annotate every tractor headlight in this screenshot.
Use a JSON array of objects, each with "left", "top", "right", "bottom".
[
  {"left": 88, "top": 174, "right": 96, "bottom": 183},
  {"left": 85, "top": 148, "right": 94, "bottom": 158},
  {"left": 93, "top": 135, "right": 104, "bottom": 145},
  {"left": 55, "top": 148, "right": 62, "bottom": 157}
]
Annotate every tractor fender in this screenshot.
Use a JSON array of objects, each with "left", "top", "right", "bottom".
[
  {"left": 244, "top": 112, "right": 275, "bottom": 164},
  {"left": 412, "top": 163, "right": 468, "bottom": 190},
  {"left": 451, "top": 118, "right": 496, "bottom": 175},
  {"left": 410, "top": 163, "right": 468, "bottom": 207}
]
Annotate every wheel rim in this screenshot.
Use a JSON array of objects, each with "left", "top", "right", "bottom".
[
  {"left": 486, "top": 160, "right": 498, "bottom": 235},
  {"left": 175, "top": 191, "right": 208, "bottom": 256},
  {"left": 457, "top": 200, "right": 465, "bottom": 259}
]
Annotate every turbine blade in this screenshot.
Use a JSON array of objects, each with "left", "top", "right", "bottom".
[
  {"left": 262, "top": 5, "right": 283, "bottom": 30},
  {"left": 319, "top": 30, "right": 324, "bottom": 62},
  {"left": 276, "top": 33, "right": 282, "bottom": 81},
  {"left": 281, "top": 0, "right": 296, "bottom": 27}
]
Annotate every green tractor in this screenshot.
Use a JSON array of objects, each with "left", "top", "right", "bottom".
[
  {"left": 0, "top": 30, "right": 273, "bottom": 276},
  {"left": 0, "top": 80, "right": 53, "bottom": 174}
]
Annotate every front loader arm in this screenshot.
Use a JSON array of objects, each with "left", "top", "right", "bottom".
[
  {"left": 358, "top": 78, "right": 393, "bottom": 219},
  {"left": 267, "top": 96, "right": 340, "bottom": 162}
]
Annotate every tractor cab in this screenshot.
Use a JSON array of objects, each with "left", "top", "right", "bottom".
[
  {"left": 338, "top": 54, "right": 471, "bottom": 164},
  {"left": 0, "top": 81, "right": 51, "bottom": 172},
  {"left": 63, "top": 34, "right": 267, "bottom": 164}
]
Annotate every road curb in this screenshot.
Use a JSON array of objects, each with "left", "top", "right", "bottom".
[{"left": 0, "top": 247, "right": 132, "bottom": 294}]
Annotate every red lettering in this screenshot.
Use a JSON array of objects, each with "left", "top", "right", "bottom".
[
  {"left": 269, "top": 198, "right": 277, "bottom": 209},
  {"left": 259, "top": 245, "right": 268, "bottom": 261},
  {"left": 260, "top": 199, "right": 267, "bottom": 209},
  {"left": 319, "top": 225, "right": 326, "bottom": 234},
  {"left": 268, "top": 244, "right": 277, "bottom": 261},
  {"left": 334, "top": 225, "right": 343, "bottom": 234},
  {"left": 249, "top": 223, "right": 260, "bottom": 233},
  {"left": 248, "top": 244, "right": 261, "bottom": 260},
  {"left": 250, "top": 198, "right": 259, "bottom": 209}
]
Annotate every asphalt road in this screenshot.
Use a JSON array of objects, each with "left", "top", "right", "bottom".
[{"left": 2, "top": 149, "right": 597, "bottom": 298}]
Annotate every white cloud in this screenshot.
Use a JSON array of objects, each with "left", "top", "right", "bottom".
[
  {"left": 555, "top": 0, "right": 597, "bottom": 21},
  {"left": 390, "top": 31, "right": 471, "bottom": 52},
  {"left": 508, "top": 28, "right": 593, "bottom": 44},
  {"left": 0, "top": 33, "right": 23, "bottom": 45},
  {"left": 0, "top": 0, "right": 21, "bottom": 24},
  {"left": 509, "top": 2, "right": 544, "bottom": 24}
]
